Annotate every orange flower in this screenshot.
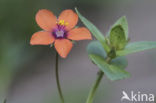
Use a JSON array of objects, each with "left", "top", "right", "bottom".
[{"left": 30, "top": 9, "right": 92, "bottom": 58}]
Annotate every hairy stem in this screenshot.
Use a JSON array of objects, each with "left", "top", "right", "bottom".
[{"left": 55, "top": 53, "right": 65, "bottom": 103}]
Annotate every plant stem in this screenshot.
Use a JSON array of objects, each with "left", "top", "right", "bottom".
[
  {"left": 55, "top": 53, "right": 65, "bottom": 103},
  {"left": 86, "top": 71, "right": 104, "bottom": 103},
  {"left": 86, "top": 57, "right": 111, "bottom": 103},
  {"left": 4, "top": 98, "right": 6, "bottom": 103}
]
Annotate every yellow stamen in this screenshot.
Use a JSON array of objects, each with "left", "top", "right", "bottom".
[{"left": 57, "top": 20, "right": 69, "bottom": 26}]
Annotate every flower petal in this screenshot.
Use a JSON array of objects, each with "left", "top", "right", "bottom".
[
  {"left": 68, "top": 27, "right": 92, "bottom": 40},
  {"left": 30, "top": 31, "right": 55, "bottom": 45},
  {"left": 54, "top": 39, "right": 73, "bottom": 58},
  {"left": 36, "top": 9, "right": 57, "bottom": 31},
  {"left": 58, "top": 9, "right": 78, "bottom": 30}
]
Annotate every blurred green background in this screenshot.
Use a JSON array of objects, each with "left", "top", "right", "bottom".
[{"left": 0, "top": 0, "right": 156, "bottom": 103}]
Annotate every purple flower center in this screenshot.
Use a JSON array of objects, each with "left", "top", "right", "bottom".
[{"left": 52, "top": 25, "right": 67, "bottom": 39}]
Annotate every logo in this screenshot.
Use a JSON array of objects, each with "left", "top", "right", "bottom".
[{"left": 121, "top": 91, "right": 155, "bottom": 102}]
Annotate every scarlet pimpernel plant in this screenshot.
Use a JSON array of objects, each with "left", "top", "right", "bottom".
[
  {"left": 75, "top": 8, "right": 156, "bottom": 103},
  {"left": 30, "top": 9, "right": 92, "bottom": 103}
]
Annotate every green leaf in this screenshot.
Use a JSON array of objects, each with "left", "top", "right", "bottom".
[
  {"left": 75, "top": 8, "right": 110, "bottom": 53},
  {"left": 111, "top": 56, "right": 128, "bottom": 69},
  {"left": 116, "top": 41, "right": 156, "bottom": 56},
  {"left": 87, "top": 41, "right": 128, "bottom": 69},
  {"left": 109, "top": 25, "right": 127, "bottom": 50},
  {"left": 87, "top": 41, "right": 129, "bottom": 80},
  {"left": 89, "top": 54, "right": 130, "bottom": 81},
  {"left": 112, "top": 16, "right": 128, "bottom": 39},
  {"left": 87, "top": 41, "right": 107, "bottom": 59}
]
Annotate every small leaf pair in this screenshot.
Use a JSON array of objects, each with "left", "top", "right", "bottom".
[
  {"left": 76, "top": 8, "right": 156, "bottom": 81},
  {"left": 87, "top": 41, "right": 130, "bottom": 81}
]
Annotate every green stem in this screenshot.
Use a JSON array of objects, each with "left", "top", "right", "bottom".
[
  {"left": 3, "top": 98, "right": 6, "bottom": 103},
  {"left": 55, "top": 53, "right": 65, "bottom": 103},
  {"left": 86, "top": 57, "right": 111, "bottom": 103},
  {"left": 86, "top": 71, "right": 104, "bottom": 103}
]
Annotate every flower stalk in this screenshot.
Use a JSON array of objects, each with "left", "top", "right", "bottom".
[{"left": 55, "top": 52, "right": 65, "bottom": 103}]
